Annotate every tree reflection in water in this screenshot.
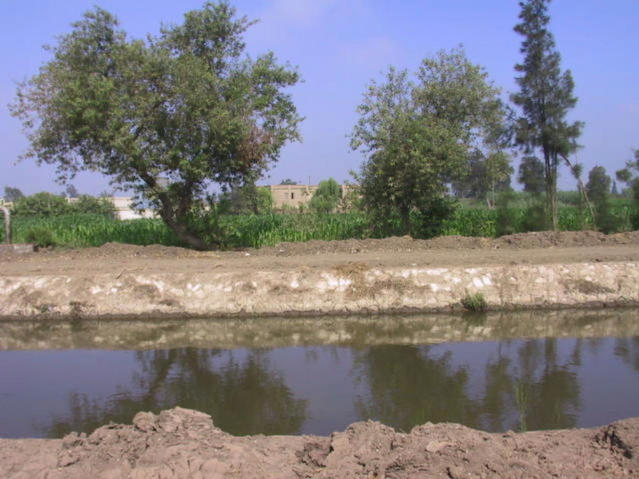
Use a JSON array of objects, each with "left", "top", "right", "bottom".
[
  {"left": 353, "top": 338, "right": 582, "bottom": 433},
  {"left": 38, "top": 335, "right": 637, "bottom": 438},
  {"left": 614, "top": 337, "right": 639, "bottom": 372},
  {"left": 352, "top": 345, "right": 479, "bottom": 432},
  {"left": 43, "top": 348, "right": 307, "bottom": 438}
]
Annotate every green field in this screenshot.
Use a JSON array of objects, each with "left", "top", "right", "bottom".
[{"left": 1, "top": 200, "right": 635, "bottom": 250}]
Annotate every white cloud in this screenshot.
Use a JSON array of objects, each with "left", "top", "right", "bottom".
[{"left": 249, "top": 0, "right": 369, "bottom": 45}]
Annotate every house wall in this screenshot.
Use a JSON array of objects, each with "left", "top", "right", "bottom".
[
  {"left": 269, "top": 185, "right": 318, "bottom": 209},
  {"left": 269, "top": 184, "right": 357, "bottom": 209}
]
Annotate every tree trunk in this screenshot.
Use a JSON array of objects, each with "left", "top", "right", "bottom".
[
  {"left": 400, "top": 207, "right": 411, "bottom": 236},
  {"left": 1, "top": 206, "right": 11, "bottom": 244},
  {"left": 155, "top": 194, "right": 216, "bottom": 251},
  {"left": 162, "top": 213, "right": 215, "bottom": 251},
  {"left": 543, "top": 150, "right": 559, "bottom": 231}
]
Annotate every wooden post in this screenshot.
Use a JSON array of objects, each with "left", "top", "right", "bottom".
[{"left": 1, "top": 206, "right": 11, "bottom": 244}]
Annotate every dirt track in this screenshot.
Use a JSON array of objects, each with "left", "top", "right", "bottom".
[
  {"left": 2, "top": 230, "right": 639, "bottom": 277},
  {"left": 2, "top": 407, "right": 638, "bottom": 478}
]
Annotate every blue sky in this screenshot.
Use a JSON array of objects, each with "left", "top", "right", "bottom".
[{"left": 2, "top": 0, "right": 638, "bottom": 196}]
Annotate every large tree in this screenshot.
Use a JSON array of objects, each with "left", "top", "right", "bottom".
[
  {"left": 350, "top": 48, "right": 508, "bottom": 236},
  {"left": 11, "top": 2, "right": 301, "bottom": 249},
  {"left": 511, "top": 0, "right": 583, "bottom": 230}
]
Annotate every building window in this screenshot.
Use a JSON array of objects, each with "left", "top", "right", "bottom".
[{"left": 291, "top": 193, "right": 295, "bottom": 199}]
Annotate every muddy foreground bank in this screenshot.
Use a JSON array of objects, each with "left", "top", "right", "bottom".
[
  {"left": 2, "top": 231, "right": 639, "bottom": 318},
  {"left": 2, "top": 407, "right": 638, "bottom": 478}
]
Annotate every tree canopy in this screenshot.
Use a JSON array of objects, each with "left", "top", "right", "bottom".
[
  {"left": 11, "top": 1, "right": 301, "bottom": 249},
  {"left": 511, "top": 0, "right": 582, "bottom": 230},
  {"left": 350, "top": 48, "right": 509, "bottom": 236}
]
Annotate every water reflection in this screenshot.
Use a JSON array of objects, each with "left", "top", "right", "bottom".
[
  {"left": 0, "top": 310, "right": 638, "bottom": 438},
  {"left": 42, "top": 348, "right": 307, "bottom": 437},
  {"left": 353, "top": 345, "right": 479, "bottom": 431}
]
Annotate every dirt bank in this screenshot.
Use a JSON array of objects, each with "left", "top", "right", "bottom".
[
  {"left": 1, "top": 407, "right": 637, "bottom": 478},
  {"left": 1, "top": 231, "right": 639, "bottom": 319}
]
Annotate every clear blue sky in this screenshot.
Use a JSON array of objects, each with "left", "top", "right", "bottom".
[{"left": 2, "top": 0, "right": 638, "bottom": 196}]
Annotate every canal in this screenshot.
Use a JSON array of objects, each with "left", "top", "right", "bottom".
[{"left": 1, "top": 309, "right": 637, "bottom": 438}]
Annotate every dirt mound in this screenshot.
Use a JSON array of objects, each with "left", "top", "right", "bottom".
[
  {"left": 2, "top": 408, "right": 638, "bottom": 478},
  {"left": 259, "top": 230, "right": 639, "bottom": 257}
]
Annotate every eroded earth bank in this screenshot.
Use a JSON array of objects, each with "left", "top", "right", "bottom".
[
  {"left": 2, "top": 407, "right": 638, "bottom": 478},
  {"left": 2, "top": 231, "right": 639, "bottom": 318}
]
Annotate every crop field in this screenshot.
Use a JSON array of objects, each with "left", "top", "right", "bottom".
[{"left": 0, "top": 203, "right": 635, "bottom": 250}]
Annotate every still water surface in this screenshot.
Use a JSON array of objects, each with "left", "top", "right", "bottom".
[{"left": 1, "top": 311, "right": 638, "bottom": 438}]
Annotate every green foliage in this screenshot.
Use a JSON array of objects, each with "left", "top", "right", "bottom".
[
  {"left": 587, "top": 166, "right": 621, "bottom": 233},
  {"left": 494, "top": 190, "right": 518, "bottom": 237},
  {"left": 218, "top": 184, "right": 273, "bottom": 216},
  {"left": 69, "top": 195, "right": 116, "bottom": 218},
  {"left": 616, "top": 149, "right": 639, "bottom": 229},
  {"left": 511, "top": 0, "right": 583, "bottom": 230},
  {"left": 452, "top": 149, "right": 513, "bottom": 207},
  {"left": 12, "top": 192, "right": 115, "bottom": 219},
  {"left": 517, "top": 156, "right": 545, "bottom": 195},
  {"left": 24, "top": 226, "right": 57, "bottom": 248},
  {"left": 310, "top": 178, "right": 342, "bottom": 214},
  {"left": 351, "top": 47, "right": 509, "bottom": 236},
  {"left": 1, "top": 201, "right": 636, "bottom": 249},
  {"left": 11, "top": 2, "right": 301, "bottom": 250},
  {"left": 520, "top": 201, "right": 548, "bottom": 232},
  {"left": 461, "top": 292, "right": 487, "bottom": 313},
  {"left": 13, "top": 192, "right": 70, "bottom": 217}
]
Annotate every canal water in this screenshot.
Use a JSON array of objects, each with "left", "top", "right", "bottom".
[{"left": 0, "top": 309, "right": 638, "bottom": 438}]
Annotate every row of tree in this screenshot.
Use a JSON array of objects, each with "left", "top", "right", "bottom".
[
  {"left": 350, "top": 0, "right": 638, "bottom": 236},
  {"left": 9, "top": 0, "right": 639, "bottom": 248},
  {"left": 2, "top": 187, "right": 116, "bottom": 218}
]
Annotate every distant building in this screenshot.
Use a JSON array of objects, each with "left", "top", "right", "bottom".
[
  {"left": 109, "top": 197, "right": 156, "bottom": 220},
  {"left": 268, "top": 184, "right": 317, "bottom": 209},
  {"left": 268, "top": 184, "right": 356, "bottom": 209}
]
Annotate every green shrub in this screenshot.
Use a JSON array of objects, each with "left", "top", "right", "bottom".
[
  {"left": 24, "top": 227, "right": 57, "bottom": 248},
  {"left": 461, "top": 292, "right": 487, "bottom": 312}
]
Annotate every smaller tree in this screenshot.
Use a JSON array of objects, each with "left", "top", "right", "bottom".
[
  {"left": 611, "top": 181, "right": 619, "bottom": 196},
  {"left": 587, "top": 165, "right": 618, "bottom": 233},
  {"left": 64, "top": 184, "right": 80, "bottom": 198},
  {"left": 310, "top": 178, "right": 342, "bottom": 214},
  {"left": 351, "top": 48, "right": 508, "bottom": 236},
  {"left": 3, "top": 187, "right": 25, "bottom": 203},
  {"left": 279, "top": 179, "right": 297, "bottom": 185},
  {"left": 452, "top": 149, "right": 512, "bottom": 208},
  {"left": 586, "top": 166, "right": 611, "bottom": 205}
]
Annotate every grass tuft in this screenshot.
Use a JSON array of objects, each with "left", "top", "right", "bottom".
[{"left": 461, "top": 292, "right": 488, "bottom": 313}]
